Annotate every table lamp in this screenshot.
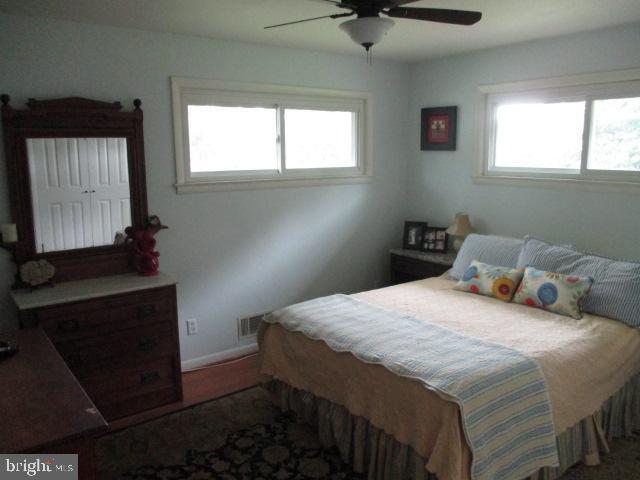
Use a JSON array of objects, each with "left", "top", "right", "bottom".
[{"left": 446, "top": 213, "right": 473, "bottom": 252}]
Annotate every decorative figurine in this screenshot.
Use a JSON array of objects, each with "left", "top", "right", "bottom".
[{"left": 126, "top": 215, "right": 168, "bottom": 276}]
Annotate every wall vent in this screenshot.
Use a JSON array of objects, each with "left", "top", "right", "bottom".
[{"left": 237, "top": 313, "right": 268, "bottom": 340}]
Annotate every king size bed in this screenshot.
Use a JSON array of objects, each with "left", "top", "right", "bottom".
[{"left": 258, "top": 235, "right": 640, "bottom": 480}]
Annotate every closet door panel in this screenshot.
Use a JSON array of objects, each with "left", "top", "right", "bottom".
[
  {"left": 88, "top": 138, "right": 131, "bottom": 246},
  {"left": 27, "top": 138, "right": 93, "bottom": 252}
]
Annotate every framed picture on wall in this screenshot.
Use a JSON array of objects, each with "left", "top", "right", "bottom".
[
  {"left": 403, "top": 221, "right": 428, "bottom": 250},
  {"left": 421, "top": 227, "right": 448, "bottom": 253},
  {"left": 421, "top": 106, "right": 457, "bottom": 151}
]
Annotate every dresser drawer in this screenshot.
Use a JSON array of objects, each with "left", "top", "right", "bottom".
[
  {"left": 81, "top": 356, "right": 180, "bottom": 420},
  {"left": 98, "top": 387, "right": 180, "bottom": 420},
  {"left": 390, "top": 253, "right": 452, "bottom": 285},
  {"left": 36, "top": 287, "right": 174, "bottom": 342},
  {"left": 55, "top": 322, "right": 176, "bottom": 373},
  {"left": 391, "top": 254, "right": 449, "bottom": 276},
  {"left": 80, "top": 356, "right": 178, "bottom": 403}
]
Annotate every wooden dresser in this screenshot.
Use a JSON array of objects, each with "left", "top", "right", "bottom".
[{"left": 11, "top": 273, "right": 183, "bottom": 421}]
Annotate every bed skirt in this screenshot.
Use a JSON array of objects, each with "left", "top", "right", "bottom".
[{"left": 263, "top": 373, "right": 640, "bottom": 480}]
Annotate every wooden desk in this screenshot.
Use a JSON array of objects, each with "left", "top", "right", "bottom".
[{"left": 0, "top": 328, "right": 107, "bottom": 477}]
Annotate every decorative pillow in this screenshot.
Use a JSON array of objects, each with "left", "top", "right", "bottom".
[
  {"left": 517, "top": 237, "right": 640, "bottom": 327},
  {"left": 513, "top": 267, "right": 593, "bottom": 319},
  {"left": 449, "top": 234, "right": 524, "bottom": 280},
  {"left": 454, "top": 260, "right": 525, "bottom": 302}
]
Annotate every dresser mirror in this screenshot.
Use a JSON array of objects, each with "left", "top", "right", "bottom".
[
  {"left": 27, "top": 136, "right": 132, "bottom": 253},
  {"left": 1, "top": 95, "right": 149, "bottom": 283}
]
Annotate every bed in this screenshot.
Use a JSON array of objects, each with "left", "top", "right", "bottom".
[{"left": 258, "top": 237, "right": 640, "bottom": 480}]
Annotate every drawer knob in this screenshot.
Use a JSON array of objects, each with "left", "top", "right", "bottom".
[
  {"left": 57, "top": 319, "right": 79, "bottom": 333},
  {"left": 137, "top": 304, "right": 157, "bottom": 318},
  {"left": 140, "top": 371, "right": 160, "bottom": 385},
  {"left": 137, "top": 336, "right": 157, "bottom": 352}
]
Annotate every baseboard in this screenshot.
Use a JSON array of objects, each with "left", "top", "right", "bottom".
[{"left": 181, "top": 342, "right": 258, "bottom": 371}]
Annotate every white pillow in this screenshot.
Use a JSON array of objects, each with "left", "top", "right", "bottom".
[{"left": 449, "top": 234, "right": 524, "bottom": 280}]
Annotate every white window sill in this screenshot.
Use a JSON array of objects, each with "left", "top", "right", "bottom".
[
  {"left": 175, "top": 174, "right": 374, "bottom": 193},
  {"left": 472, "top": 174, "right": 640, "bottom": 194}
]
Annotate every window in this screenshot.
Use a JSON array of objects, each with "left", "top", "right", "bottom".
[
  {"left": 172, "top": 78, "right": 371, "bottom": 192},
  {"left": 477, "top": 69, "right": 640, "bottom": 189}
]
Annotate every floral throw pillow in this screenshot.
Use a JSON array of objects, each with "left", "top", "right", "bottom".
[
  {"left": 513, "top": 267, "right": 593, "bottom": 319},
  {"left": 454, "top": 260, "right": 525, "bottom": 302}
]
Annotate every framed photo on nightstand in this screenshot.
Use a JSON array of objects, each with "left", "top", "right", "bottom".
[
  {"left": 421, "top": 227, "right": 448, "bottom": 253},
  {"left": 403, "top": 221, "right": 428, "bottom": 250}
]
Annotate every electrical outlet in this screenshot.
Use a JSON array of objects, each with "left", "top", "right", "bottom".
[{"left": 186, "top": 318, "right": 198, "bottom": 336}]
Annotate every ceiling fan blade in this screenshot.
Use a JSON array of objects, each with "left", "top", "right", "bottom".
[
  {"left": 383, "top": 0, "right": 421, "bottom": 5},
  {"left": 306, "top": 0, "right": 359, "bottom": 9},
  {"left": 265, "top": 12, "right": 354, "bottom": 29},
  {"left": 386, "top": 7, "right": 482, "bottom": 25}
]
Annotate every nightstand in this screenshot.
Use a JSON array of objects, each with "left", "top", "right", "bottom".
[{"left": 390, "top": 249, "right": 456, "bottom": 285}]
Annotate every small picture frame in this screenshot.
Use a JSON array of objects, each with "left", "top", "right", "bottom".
[
  {"left": 421, "top": 106, "right": 457, "bottom": 151},
  {"left": 421, "top": 227, "right": 448, "bottom": 253},
  {"left": 403, "top": 221, "right": 428, "bottom": 250}
]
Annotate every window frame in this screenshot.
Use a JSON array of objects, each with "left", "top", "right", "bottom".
[
  {"left": 475, "top": 68, "right": 640, "bottom": 192},
  {"left": 172, "top": 77, "right": 372, "bottom": 193}
]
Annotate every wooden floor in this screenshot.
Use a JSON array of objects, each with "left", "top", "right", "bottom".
[{"left": 107, "top": 353, "right": 260, "bottom": 432}]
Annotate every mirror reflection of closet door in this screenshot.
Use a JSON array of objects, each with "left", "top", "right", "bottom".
[
  {"left": 86, "top": 138, "right": 131, "bottom": 246},
  {"left": 28, "top": 138, "right": 93, "bottom": 252},
  {"left": 27, "top": 137, "right": 131, "bottom": 253}
]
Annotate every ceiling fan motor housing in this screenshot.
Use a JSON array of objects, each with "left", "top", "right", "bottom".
[{"left": 339, "top": 17, "right": 395, "bottom": 50}]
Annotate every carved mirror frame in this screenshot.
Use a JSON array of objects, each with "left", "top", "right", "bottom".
[{"left": 1, "top": 95, "right": 149, "bottom": 284}]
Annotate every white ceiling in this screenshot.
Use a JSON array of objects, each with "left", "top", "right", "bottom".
[{"left": 2, "top": 0, "right": 640, "bottom": 62}]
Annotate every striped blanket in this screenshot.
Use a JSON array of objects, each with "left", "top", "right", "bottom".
[{"left": 264, "top": 294, "right": 559, "bottom": 480}]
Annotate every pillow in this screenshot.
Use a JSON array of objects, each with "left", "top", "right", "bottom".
[
  {"left": 513, "top": 267, "right": 593, "bottom": 319},
  {"left": 449, "top": 234, "right": 524, "bottom": 280},
  {"left": 517, "top": 237, "right": 640, "bottom": 327},
  {"left": 454, "top": 260, "right": 525, "bottom": 302}
]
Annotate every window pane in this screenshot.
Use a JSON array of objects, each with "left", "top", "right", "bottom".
[
  {"left": 494, "top": 102, "right": 585, "bottom": 170},
  {"left": 285, "top": 109, "right": 355, "bottom": 169},
  {"left": 588, "top": 97, "right": 640, "bottom": 172},
  {"left": 188, "top": 105, "right": 278, "bottom": 173}
]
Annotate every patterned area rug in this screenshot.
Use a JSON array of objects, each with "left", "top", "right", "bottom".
[{"left": 97, "top": 387, "right": 640, "bottom": 479}]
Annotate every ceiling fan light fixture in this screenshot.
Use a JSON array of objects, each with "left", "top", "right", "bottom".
[{"left": 339, "top": 17, "right": 395, "bottom": 51}]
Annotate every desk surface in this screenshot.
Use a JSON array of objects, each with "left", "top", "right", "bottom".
[{"left": 0, "top": 328, "right": 107, "bottom": 453}]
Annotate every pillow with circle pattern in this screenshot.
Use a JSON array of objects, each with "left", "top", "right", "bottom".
[
  {"left": 454, "top": 260, "right": 525, "bottom": 302},
  {"left": 513, "top": 266, "right": 594, "bottom": 319}
]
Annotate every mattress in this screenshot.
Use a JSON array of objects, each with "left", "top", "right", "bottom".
[{"left": 258, "top": 276, "right": 640, "bottom": 480}]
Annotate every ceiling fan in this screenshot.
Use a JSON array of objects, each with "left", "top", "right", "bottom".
[{"left": 265, "top": 1, "right": 482, "bottom": 54}]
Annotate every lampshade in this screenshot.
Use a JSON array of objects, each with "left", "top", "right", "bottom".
[
  {"left": 446, "top": 213, "right": 473, "bottom": 237},
  {"left": 339, "top": 17, "right": 394, "bottom": 51}
]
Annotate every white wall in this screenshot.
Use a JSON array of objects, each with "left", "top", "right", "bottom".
[
  {"left": 408, "top": 23, "right": 640, "bottom": 259},
  {"left": 0, "top": 14, "right": 412, "bottom": 365},
  {"left": 2, "top": 14, "right": 639, "bottom": 366}
]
